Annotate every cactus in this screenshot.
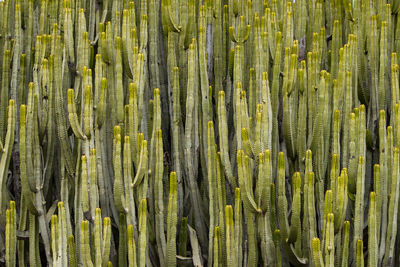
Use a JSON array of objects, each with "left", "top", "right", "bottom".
[
  {"left": 166, "top": 172, "right": 178, "bottom": 267},
  {"left": 139, "top": 199, "right": 147, "bottom": 267},
  {"left": 2, "top": 1, "right": 400, "bottom": 266},
  {"left": 5, "top": 201, "right": 16, "bottom": 267},
  {"left": 127, "top": 223, "right": 137, "bottom": 267},
  {"left": 81, "top": 220, "right": 94, "bottom": 267},
  {"left": 0, "top": 100, "right": 15, "bottom": 214}
]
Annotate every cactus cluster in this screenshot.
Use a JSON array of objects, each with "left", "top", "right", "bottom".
[{"left": 1, "top": 0, "right": 400, "bottom": 266}]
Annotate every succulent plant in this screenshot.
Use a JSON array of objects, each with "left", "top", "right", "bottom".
[{"left": 1, "top": 0, "right": 400, "bottom": 267}]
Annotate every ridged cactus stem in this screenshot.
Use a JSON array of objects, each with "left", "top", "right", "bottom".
[
  {"left": 277, "top": 153, "right": 293, "bottom": 242},
  {"left": 81, "top": 155, "right": 90, "bottom": 214},
  {"left": 368, "top": 16, "right": 379, "bottom": 132},
  {"left": 89, "top": 149, "right": 99, "bottom": 220},
  {"left": 199, "top": 6, "right": 211, "bottom": 177},
  {"left": 170, "top": 67, "right": 184, "bottom": 223},
  {"left": 0, "top": 100, "right": 14, "bottom": 240},
  {"left": 59, "top": 202, "right": 68, "bottom": 267},
  {"left": 368, "top": 192, "right": 377, "bottom": 267},
  {"left": 356, "top": 240, "right": 364, "bottom": 267},
  {"left": 225, "top": 205, "right": 236, "bottom": 267},
  {"left": 0, "top": 49, "right": 10, "bottom": 144},
  {"left": 244, "top": 209, "right": 256, "bottom": 267},
  {"left": 379, "top": 21, "right": 388, "bottom": 112},
  {"left": 184, "top": 39, "right": 207, "bottom": 249},
  {"left": 54, "top": 36, "right": 74, "bottom": 175},
  {"left": 149, "top": 88, "right": 162, "bottom": 199},
  {"left": 51, "top": 216, "right": 57, "bottom": 265},
  {"left": 94, "top": 118, "right": 109, "bottom": 218},
  {"left": 17, "top": 54, "right": 26, "bottom": 107},
  {"left": 341, "top": 221, "right": 350, "bottom": 267},
  {"left": 154, "top": 129, "right": 166, "bottom": 266},
  {"left": 342, "top": 70, "right": 352, "bottom": 169},
  {"left": 123, "top": 136, "right": 136, "bottom": 227},
  {"left": 270, "top": 31, "right": 282, "bottom": 174},
  {"left": 234, "top": 188, "right": 242, "bottom": 266},
  {"left": 289, "top": 173, "right": 301, "bottom": 247},
  {"left": 213, "top": 226, "right": 221, "bottom": 267},
  {"left": 25, "top": 83, "right": 36, "bottom": 193},
  {"left": 94, "top": 208, "right": 103, "bottom": 267},
  {"left": 29, "top": 212, "right": 41, "bottom": 267},
  {"left": 237, "top": 150, "right": 258, "bottom": 213},
  {"left": 322, "top": 190, "right": 333, "bottom": 250},
  {"left": 43, "top": 54, "right": 56, "bottom": 194},
  {"left": 248, "top": 68, "right": 256, "bottom": 125},
  {"left": 331, "top": 20, "right": 340, "bottom": 78},
  {"left": 81, "top": 220, "right": 94, "bottom": 267},
  {"left": 333, "top": 168, "right": 348, "bottom": 233},
  {"left": 282, "top": 47, "right": 298, "bottom": 160},
  {"left": 127, "top": 83, "right": 138, "bottom": 166},
  {"left": 133, "top": 136, "right": 148, "bottom": 200},
  {"left": 113, "top": 130, "right": 127, "bottom": 214},
  {"left": 383, "top": 147, "right": 400, "bottom": 265},
  {"left": 134, "top": 134, "right": 145, "bottom": 186},
  {"left": 373, "top": 165, "right": 381, "bottom": 243},
  {"left": 391, "top": 63, "right": 399, "bottom": 128},
  {"left": 139, "top": 199, "right": 147, "bottom": 267},
  {"left": 379, "top": 112, "right": 388, "bottom": 262},
  {"left": 332, "top": 111, "right": 341, "bottom": 158},
  {"left": 114, "top": 37, "right": 124, "bottom": 124},
  {"left": 128, "top": 224, "right": 138, "bottom": 267},
  {"left": 213, "top": 0, "right": 224, "bottom": 101},
  {"left": 5, "top": 201, "right": 16, "bottom": 267},
  {"left": 307, "top": 171, "right": 317, "bottom": 249},
  {"left": 297, "top": 62, "right": 307, "bottom": 172},
  {"left": 336, "top": 48, "right": 345, "bottom": 118},
  {"left": 207, "top": 121, "right": 218, "bottom": 265},
  {"left": 324, "top": 213, "right": 334, "bottom": 267},
  {"left": 353, "top": 156, "right": 365, "bottom": 258},
  {"left": 178, "top": 217, "right": 188, "bottom": 258},
  {"left": 166, "top": 172, "right": 177, "bottom": 267},
  {"left": 218, "top": 90, "right": 236, "bottom": 187},
  {"left": 273, "top": 230, "right": 282, "bottom": 267},
  {"left": 83, "top": 85, "right": 93, "bottom": 139},
  {"left": 216, "top": 153, "right": 227, "bottom": 265},
  {"left": 312, "top": 238, "right": 324, "bottom": 267},
  {"left": 10, "top": 4, "right": 21, "bottom": 128},
  {"left": 119, "top": 213, "right": 128, "bottom": 267},
  {"left": 277, "top": 152, "right": 307, "bottom": 266},
  {"left": 68, "top": 235, "right": 77, "bottom": 267},
  {"left": 261, "top": 73, "right": 273, "bottom": 152},
  {"left": 17, "top": 197, "right": 27, "bottom": 267},
  {"left": 19, "top": 104, "right": 37, "bottom": 214},
  {"left": 101, "top": 217, "right": 112, "bottom": 267}
]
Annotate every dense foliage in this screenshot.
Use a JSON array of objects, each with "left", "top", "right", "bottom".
[{"left": 1, "top": 0, "right": 400, "bottom": 266}]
